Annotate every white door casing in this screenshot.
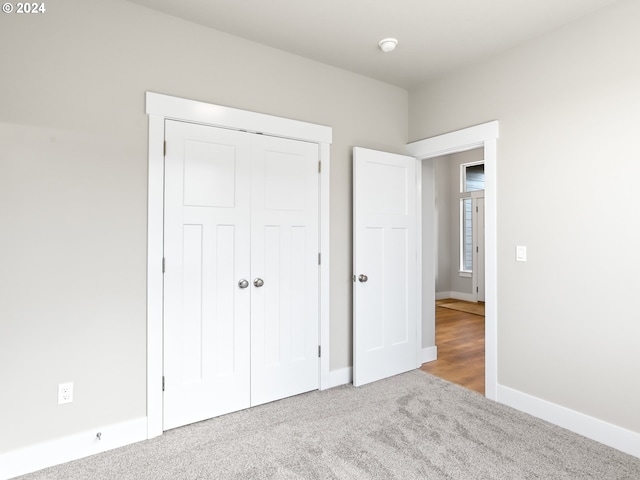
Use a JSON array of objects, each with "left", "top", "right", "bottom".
[
  {"left": 353, "top": 147, "right": 418, "bottom": 387},
  {"left": 407, "top": 120, "right": 499, "bottom": 401},
  {"left": 162, "top": 120, "right": 321, "bottom": 430},
  {"left": 146, "top": 92, "right": 332, "bottom": 438}
]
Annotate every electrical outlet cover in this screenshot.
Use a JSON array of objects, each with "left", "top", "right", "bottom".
[{"left": 58, "top": 382, "right": 73, "bottom": 404}]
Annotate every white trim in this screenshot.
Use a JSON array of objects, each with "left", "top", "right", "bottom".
[
  {"left": 419, "top": 346, "right": 438, "bottom": 364},
  {"left": 416, "top": 159, "right": 423, "bottom": 368},
  {"left": 498, "top": 385, "right": 640, "bottom": 459},
  {"left": 322, "top": 367, "right": 353, "bottom": 389},
  {"left": 0, "top": 417, "right": 147, "bottom": 480},
  {"left": 146, "top": 113, "right": 164, "bottom": 439},
  {"left": 145, "top": 92, "right": 332, "bottom": 433},
  {"left": 450, "top": 291, "right": 478, "bottom": 303},
  {"left": 407, "top": 120, "right": 499, "bottom": 400},
  {"left": 406, "top": 121, "right": 497, "bottom": 159},
  {"left": 435, "top": 291, "right": 479, "bottom": 302},
  {"left": 319, "top": 143, "right": 331, "bottom": 390},
  {"left": 146, "top": 92, "right": 332, "bottom": 144}
]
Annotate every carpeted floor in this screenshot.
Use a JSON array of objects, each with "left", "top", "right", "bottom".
[
  {"left": 15, "top": 371, "right": 640, "bottom": 479},
  {"left": 437, "top": 300, "right": 485, "bottom": 316}
]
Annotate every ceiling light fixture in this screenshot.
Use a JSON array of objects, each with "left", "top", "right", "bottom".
[{"left": 378, "top": 38, "right": 398, "bottom": 53}]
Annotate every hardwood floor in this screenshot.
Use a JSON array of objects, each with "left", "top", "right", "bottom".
[{"left": 419, "top": 300, "right": 485, "bottom": 395}]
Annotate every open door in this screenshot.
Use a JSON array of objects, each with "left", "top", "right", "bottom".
[{"left": 353, "top": 147, "right": 418, "bottom": 387}]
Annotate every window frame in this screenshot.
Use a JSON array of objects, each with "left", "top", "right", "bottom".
[{"left": 459, "top": 161, "right": 485, "bottom": 275}]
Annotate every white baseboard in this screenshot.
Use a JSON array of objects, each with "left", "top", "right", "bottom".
[
  {"left": 497, "top": 385, "right": 640, "bottom": 459},
  {"left": 321, "top": 367, "right": 352, "bottom": 390},
  {"left": 0, "top": 417, "right": 147, "bottom": 480},
  {"left": 436, "top": 291, "right": 477, "bottom": 302},
  {"left": 419, "top": 346, "right": 438, "bottom": 364}
]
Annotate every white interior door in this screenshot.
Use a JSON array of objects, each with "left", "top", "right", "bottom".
[
  {"left": 163, "top": 120, "right": 251, "bottom": 430},
  {"left": 250, "top": 135, "right": 320, "bottom": 406},
  {"left": 164, "top": 120, "right": 320, "bottom": 429},
  {"left": 353, "top": 147, "right": 417, "bottom": 387}
]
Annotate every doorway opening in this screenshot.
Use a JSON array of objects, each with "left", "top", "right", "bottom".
[
  {"left": 407, "top": 120, "right": 498, "bottom": 401},
  {"left": 420, "top": 148, "right": 485, "bottom": 394}
]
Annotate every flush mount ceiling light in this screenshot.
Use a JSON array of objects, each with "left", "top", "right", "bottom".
[{"left": 378, "top": 38, "right": 398, "bottom": 53}]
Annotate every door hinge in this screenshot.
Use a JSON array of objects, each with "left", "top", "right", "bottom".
[
  {"left": 163, "top": 141, "right": 167, "bottom": 157},
  {"left": 476, "top": 246, "right": 478, "bottom": 253},
  {"left": 162, "top": 257, "right": 166, "bottom": 273},
  {"left": 162, "top": 376, "right": 165, "bottom": 392},
  {"left": 318, "top": 345, "right": 321, "bottom": 358},
  {"left": 318, "top": 253, "right": 321, "bottom": 265},
  {"left": 476, "top": 206, "right": 478, "bottom": 213},
  {"left": 318, "top": 161, "right": 321, "bottom": 173}
]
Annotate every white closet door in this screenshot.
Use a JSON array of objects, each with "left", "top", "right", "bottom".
[
  {"left": 353, "top": 147, "right": 417, "bottom": 387},
  {"left": 163, "top": 120, "right": 251, "bottom": 430},
  {"left": 250, "top": 135, "right": 320, "bottom": 406}
]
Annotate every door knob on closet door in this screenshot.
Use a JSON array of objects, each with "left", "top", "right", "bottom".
[
  {"left": 238, "top": 279, "right": 249, "bottom": 289},
  {"left": 253, "top": 278, "right": 264, "bottom": 287},
  {"left": 358, "top": 274, "right": 368, "bottom": 283}
]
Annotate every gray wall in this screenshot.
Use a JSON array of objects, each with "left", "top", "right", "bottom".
[
  {"left": 410, "top": 0, "right": 640, "bottom": 434},
  {"left": 433, "top": 156, "right": 452, "bottom": 294},
  {"left": 421, "top": 160, "right": 436, "bottom": 348},
  {"left": 0, "top": 0, "right": 408, "bottom": 452},
  {"left": 448, "top": 149, "right": 484, "bottom": 297},
  {"left": 432, "top": 148, "right": 483, "bottom": 298}
]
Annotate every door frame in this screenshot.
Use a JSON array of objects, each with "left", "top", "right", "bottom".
[
  {"left": 471, "top": 193, "right": 485, "bottom": 302},
  {"left": 407, "top": 121, "right": 498, "bottom": 400},
  {"left": 145, "top": 92, "right": 333, "bottom": 438}
]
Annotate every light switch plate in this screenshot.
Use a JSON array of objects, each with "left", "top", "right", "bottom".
[{"left": 516, "top": 245, "right": 527, "bottom": 262}]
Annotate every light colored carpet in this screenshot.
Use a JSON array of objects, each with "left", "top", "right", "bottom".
[
  {"left": 438, "top": 300, "right": 485, "bottom": 316},
  {"left": 16, "top": 371, "right": 640, "bottom": 479}
]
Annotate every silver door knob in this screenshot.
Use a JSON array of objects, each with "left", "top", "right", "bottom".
[
  {"left": 253, "top": 278, "right": 264, "bottom": 287},
  {"left": 358, "top": 274, "right": 368, "bottom": 283},
  {"left": 238, "top": 279, "right": 249, "bottom": 289}
]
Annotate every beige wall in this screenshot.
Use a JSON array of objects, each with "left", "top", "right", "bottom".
[
  {"left": 410, "top": 0, "right": 640, "bottom": 433},
  {"left": 0, "top": 0, "right": 408, "bottom": 452}
]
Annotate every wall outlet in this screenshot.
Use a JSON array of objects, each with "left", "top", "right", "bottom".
[{"left": 58, "top": 382, "right": 73, "bottom": 405}]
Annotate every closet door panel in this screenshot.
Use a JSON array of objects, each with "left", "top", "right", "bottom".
[
  {"left": 163, "top": 120, "right": 251, "bottom": 430},
  {"left": 250, "top": 135, "right": 320, "bottom": 406},
  {"left": 164, "top": 121, "right": 321, "bottom": 428}
]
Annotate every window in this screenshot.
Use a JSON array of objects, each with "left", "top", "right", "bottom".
[
  {"left": 462, "top": 163, "right": 485, "bottom": 192},
  {"left": 461, "top": 198, "right": 474, "bottom": 271},
  {"left": 460, "top": 162, "right": 484, "bottom": 273}
]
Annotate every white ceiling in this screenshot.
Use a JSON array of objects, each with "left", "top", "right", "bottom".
[{"left": 128, "top": 0, "right": 619, "bottom": 89}]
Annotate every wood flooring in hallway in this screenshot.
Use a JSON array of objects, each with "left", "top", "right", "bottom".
[{"left": 419, "top": 300, "right": 485, "bottom": 395}]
